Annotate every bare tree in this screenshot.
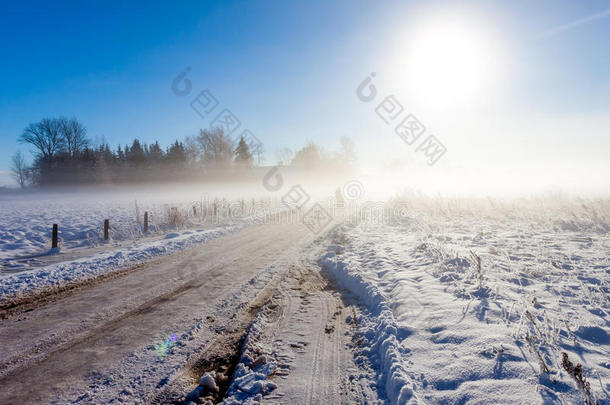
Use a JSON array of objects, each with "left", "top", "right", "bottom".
[
  {"left": 183, "top": 134, "right": 200, "bottom": 166},
  {"left": 19, "top": 118, "right": 65, "bottom": 158},
  {"left": 196, "top": 127, "right": 234, "bottom": 167},
  {"left": 59, "top": 117, "right": 88, "bottom": 157},
  {"left": 276, "top": 147, "right": 293, "bottom": 166},
  {"left": 292, "top": 141, "right": 324, "bottom": 168},
  {"left": 339, "top": 136, "right": 356, "bottom": 165},
  {"left": 251, "top": 142, "right": 264, "bottom": 166},
  {"left": 10, "top": 151, "right": 29, "bottom": 188}
]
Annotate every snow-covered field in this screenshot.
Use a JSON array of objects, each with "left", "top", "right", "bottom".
[
  {"left": 0, "top": 191, "right": 277, "bottom": 262},
  {"left": 0, "top": 190, "right": 281, "bottom": 301},
  {"left": 322, "top": 197, "right": 610, "bottom": 404},
  {"left": 1, "top": 192, "right": 608, "bottom": 404}
]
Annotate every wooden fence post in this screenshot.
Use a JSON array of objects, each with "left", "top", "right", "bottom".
[
  {"left": 52, "top": 224, "right": 58, "bottom": 249},
  {"left": 144, "top": 211, "right": 149, "bottom": 232},
  {"left": 104, "top": 219, "right": 109, "bottom": 240}
]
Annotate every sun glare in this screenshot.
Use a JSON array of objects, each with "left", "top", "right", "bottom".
[{"left": 401, "top": 16, "right": 501, "bottom": 111}]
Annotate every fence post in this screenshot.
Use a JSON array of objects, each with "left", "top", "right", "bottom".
[
  {"left": 104, "top": 219, "right": 109, "bottom": 240},
  {"left": 144, "top": 211, "right": 149, "bottom": 233},
  {"left": 52, "top": 224, "right": 58, "bottom": 249}
]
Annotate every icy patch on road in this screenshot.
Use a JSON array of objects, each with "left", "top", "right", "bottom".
[{"left": 0, "top": 225, "right": 238, "bottom": 301}]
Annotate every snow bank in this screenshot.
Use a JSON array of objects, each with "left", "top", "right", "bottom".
[{"left": 320, "top": 247, "right": 416, "bottom": 404}]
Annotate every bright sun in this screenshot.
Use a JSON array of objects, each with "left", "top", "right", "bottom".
[{"left": 402, "top": 17, "right": 500, "bottom": 111}]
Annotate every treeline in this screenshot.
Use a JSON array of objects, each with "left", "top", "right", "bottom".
[{"left": 11, "top": 117, "right": 356, "bottom": 187}]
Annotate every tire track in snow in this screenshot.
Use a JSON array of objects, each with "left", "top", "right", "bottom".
[
  {"left": 305, "top": 294, "right": 328, "bottom": 405},
  {"left": 258, "top": 263, "right": 377, "bottom": 405}
]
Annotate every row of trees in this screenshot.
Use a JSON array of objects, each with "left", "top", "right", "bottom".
[{"left": 11, "top": 117, "right": 356, "bottom": 187}]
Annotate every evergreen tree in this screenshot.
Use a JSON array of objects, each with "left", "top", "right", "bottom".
[
  {"left": 148, "top": 141, "right": 164, "bottom": 164},
  {"left": 234, "top": 136, "right": 253, "bottom": 166},
  {"left": 127, "top": 139, "right": 147, "bottom": 166},
  {"left": 165, "top": 140, "right": 187, "bottom": 165},
  {"left": 117, "top": 145, "right": 125, "bottom": 162}
]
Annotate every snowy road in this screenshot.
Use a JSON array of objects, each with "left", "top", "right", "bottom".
[{"left": 0, "top": 221, "right": 362, "bottom": 404}]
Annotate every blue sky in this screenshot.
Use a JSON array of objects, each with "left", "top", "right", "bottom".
[{"left": 1, "top": 0, "right": 609, "bottom": 192}]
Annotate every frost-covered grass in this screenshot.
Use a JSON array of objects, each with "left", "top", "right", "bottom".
[{"left": 322, "top": 196, "right": 610, "bottom": 405}]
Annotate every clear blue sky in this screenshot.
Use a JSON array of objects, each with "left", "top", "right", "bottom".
[{"left": 1, "top": 0, "right": 609, "bottom": 191}]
